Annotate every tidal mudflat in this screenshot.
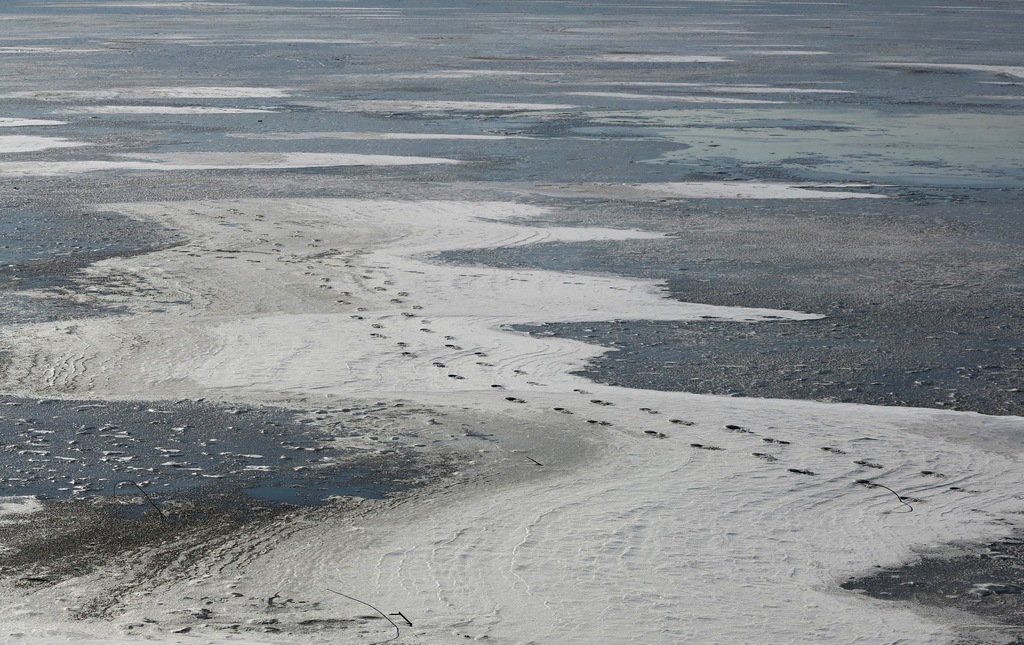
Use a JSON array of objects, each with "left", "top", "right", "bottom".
[{"left": 1, "top": 1, "right": 1022, "bottom": 644}]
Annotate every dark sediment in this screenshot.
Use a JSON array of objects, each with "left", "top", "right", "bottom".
[{"left": 842, "top": 534, "right": 1024, "bottom": 644}]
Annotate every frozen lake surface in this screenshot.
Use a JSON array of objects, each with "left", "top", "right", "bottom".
[{"left": 0, "top": 1, "right": 1022, "bottom": 644}]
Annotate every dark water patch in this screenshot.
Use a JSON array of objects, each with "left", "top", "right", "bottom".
[
  {"left": 843, "top": 535, "right": 1024, "bottom": 643},
  {"left": 511, "top": 318, "right": 1022, "bottom": 416},
  {"left": 0, "top": 396, "right": 419, "bottom": 506},
  {"left": 443, "top": 192, "right": 1023, "bottom": 416},
  {"left": 0, "top": 206, "right": 183, "bottom": 323}
]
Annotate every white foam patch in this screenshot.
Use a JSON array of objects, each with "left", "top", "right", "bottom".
[
  {"left": 0, "top": 496, "right": 41, "bottom": 521},
  {"left": 743, "top": 50, "right": 832, "bottom": 56},
  {"left": 266, "top": 38, "right": 371, "bottom": 44},
  {"left": 971, "top": 95, "right": 1024, "bottom": 101},
  {"left": 0, "top": 118, "right": 66, "bottom": 127},
  {"left": 521, "top": 182, "right": 888, "bottom": 200},
  {"left": 0, "top": 152, "right": 458, "bottom": 176},
  {"left": 596, "top": 54, "right": 733, "bottom": 63},
  {"left": 0, "top": 47, "right": 104, "bottom": 54},
  {"left": 389, "top": 70, "right": 564, "bottom": 79},
  {"left": 58, "top": 105, "right": 277, "bottom": 115},
  {"left": 86, "top": 1, "right": 248, "bottom": 7},
  {"left": 592, "top": 82, "right": 855, "bottom": 94},
  {"left": 228, "top": 131, "right": 534, "bottom": 141},
  {"left": 4, "top": 87, "right": 291, "bottom": 100},
  {"left": 0, "top": 135, "right": 90, "bottom": 154},
  {"left": 878, "top": 63, "right": 1024, "bottom": 79},
  {"left": 308, "top": 99, "right": 577, "bottom": 112},
  {"left": 567, "top": 91, "right": 787, "bottom": 105},
  {"left": 629, "top": 182, "right": 888, "bottom": 199}
]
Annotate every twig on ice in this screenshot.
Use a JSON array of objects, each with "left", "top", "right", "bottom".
[
  {"left": 856, "top": 479, "right": 914, "bottom": 513},
  {"left": 326, "top": 588, "right": 401, "bottom": 643},
  {"left": 114, "top": 480, "right": 166, "bottom": 521}
]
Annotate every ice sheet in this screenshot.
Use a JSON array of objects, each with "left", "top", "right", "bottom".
[
  {"left": 0, "top": 152, "right": 458, "bottom": 176},
  {"left": 305, "top": 99, "right": 578, "bottom": 112},
  {"left": 3, "top": 87, "right": 291, "bottom": 100},
  {"left": 507, "top": 182, "right": 888, "bottom": 200},
  {"left": 0, "top": 135, "right": 89, "bottom": 153},
  {"left": 1, "top": 198, "right": 1021, "bottom": 645},
  {"left": 0, "top": 118, "right": 65, "bottom": 127},
  {"left": 58, "top": 105, "right": 277, "bottom": 114},
  {"left": 567, "top": 91, "right": 787, "bottom": 104},
  {"left": 596, "top": 54, "right": 733, "bottom": 63},
  {"left": 228, "top": 131, "right": 534, "bottom": 141}
]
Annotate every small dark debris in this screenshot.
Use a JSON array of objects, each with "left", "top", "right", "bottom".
[{"left": 855, "top": 460, "right": 884, "bottom": 469}]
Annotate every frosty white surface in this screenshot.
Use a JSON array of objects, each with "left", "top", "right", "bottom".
[
  {"left": 4, "top": 87, "right": 291, "bottom": 100},
  {"left": 0, "top": 135, "right": 89, "bottom": 153},
  {"left": 567, "top": 91, "right": 787, "bottom": 104},
  {"left": 59, "top": 105, "right": 276, "bottom": 115},
  {"left": 0, "top": 118, "right": 66, "bottom": 127},
  {"left": 2, "top": 202, "right": 1021, "bottom": 645},
  {"left": 0, "top": 152, "right": 459, "bottom": 176}
]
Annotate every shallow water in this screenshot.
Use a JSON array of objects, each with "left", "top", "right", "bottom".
[{"left": 0, "top": 397, "right": 416, "bottom": 506}]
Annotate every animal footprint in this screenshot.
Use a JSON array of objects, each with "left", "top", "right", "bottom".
[
  {"left": 725, "top": 424, "right": 752, "bottom": 433},
  {"left": 821, "top": 446, "right": 846, "bottom": 454},
  {"left": 640, "top": 407, "right": 659, "bottom": 414},
  {"left": 762, "top": 438, "right": 790, "bottom": 445},
  {"left": 690, "top": 443, "right": 723, "bottom": 451},
  {"left": 752, "top": 452, "right": 778, "bottom": 462},
  {"left": 553, "top": 407, "right": 573, "bottom": 414},
  {"left": 644, "top": 430, "right": 668, "bottom": 438},
  {"left": 590, "top": 399, "right": 613, "bottom": 406},
  {"left": 669, "top": 419, "right": 694, "bottom": 426},
  {"left": 788, "top": 468, "right": 816, "bottom": 476},
  {"left": 854, "top": 460, "right": 884, "bottom": 469},
  {"left": 505, "top": 396, "right": 526, "bottom": 403}
]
